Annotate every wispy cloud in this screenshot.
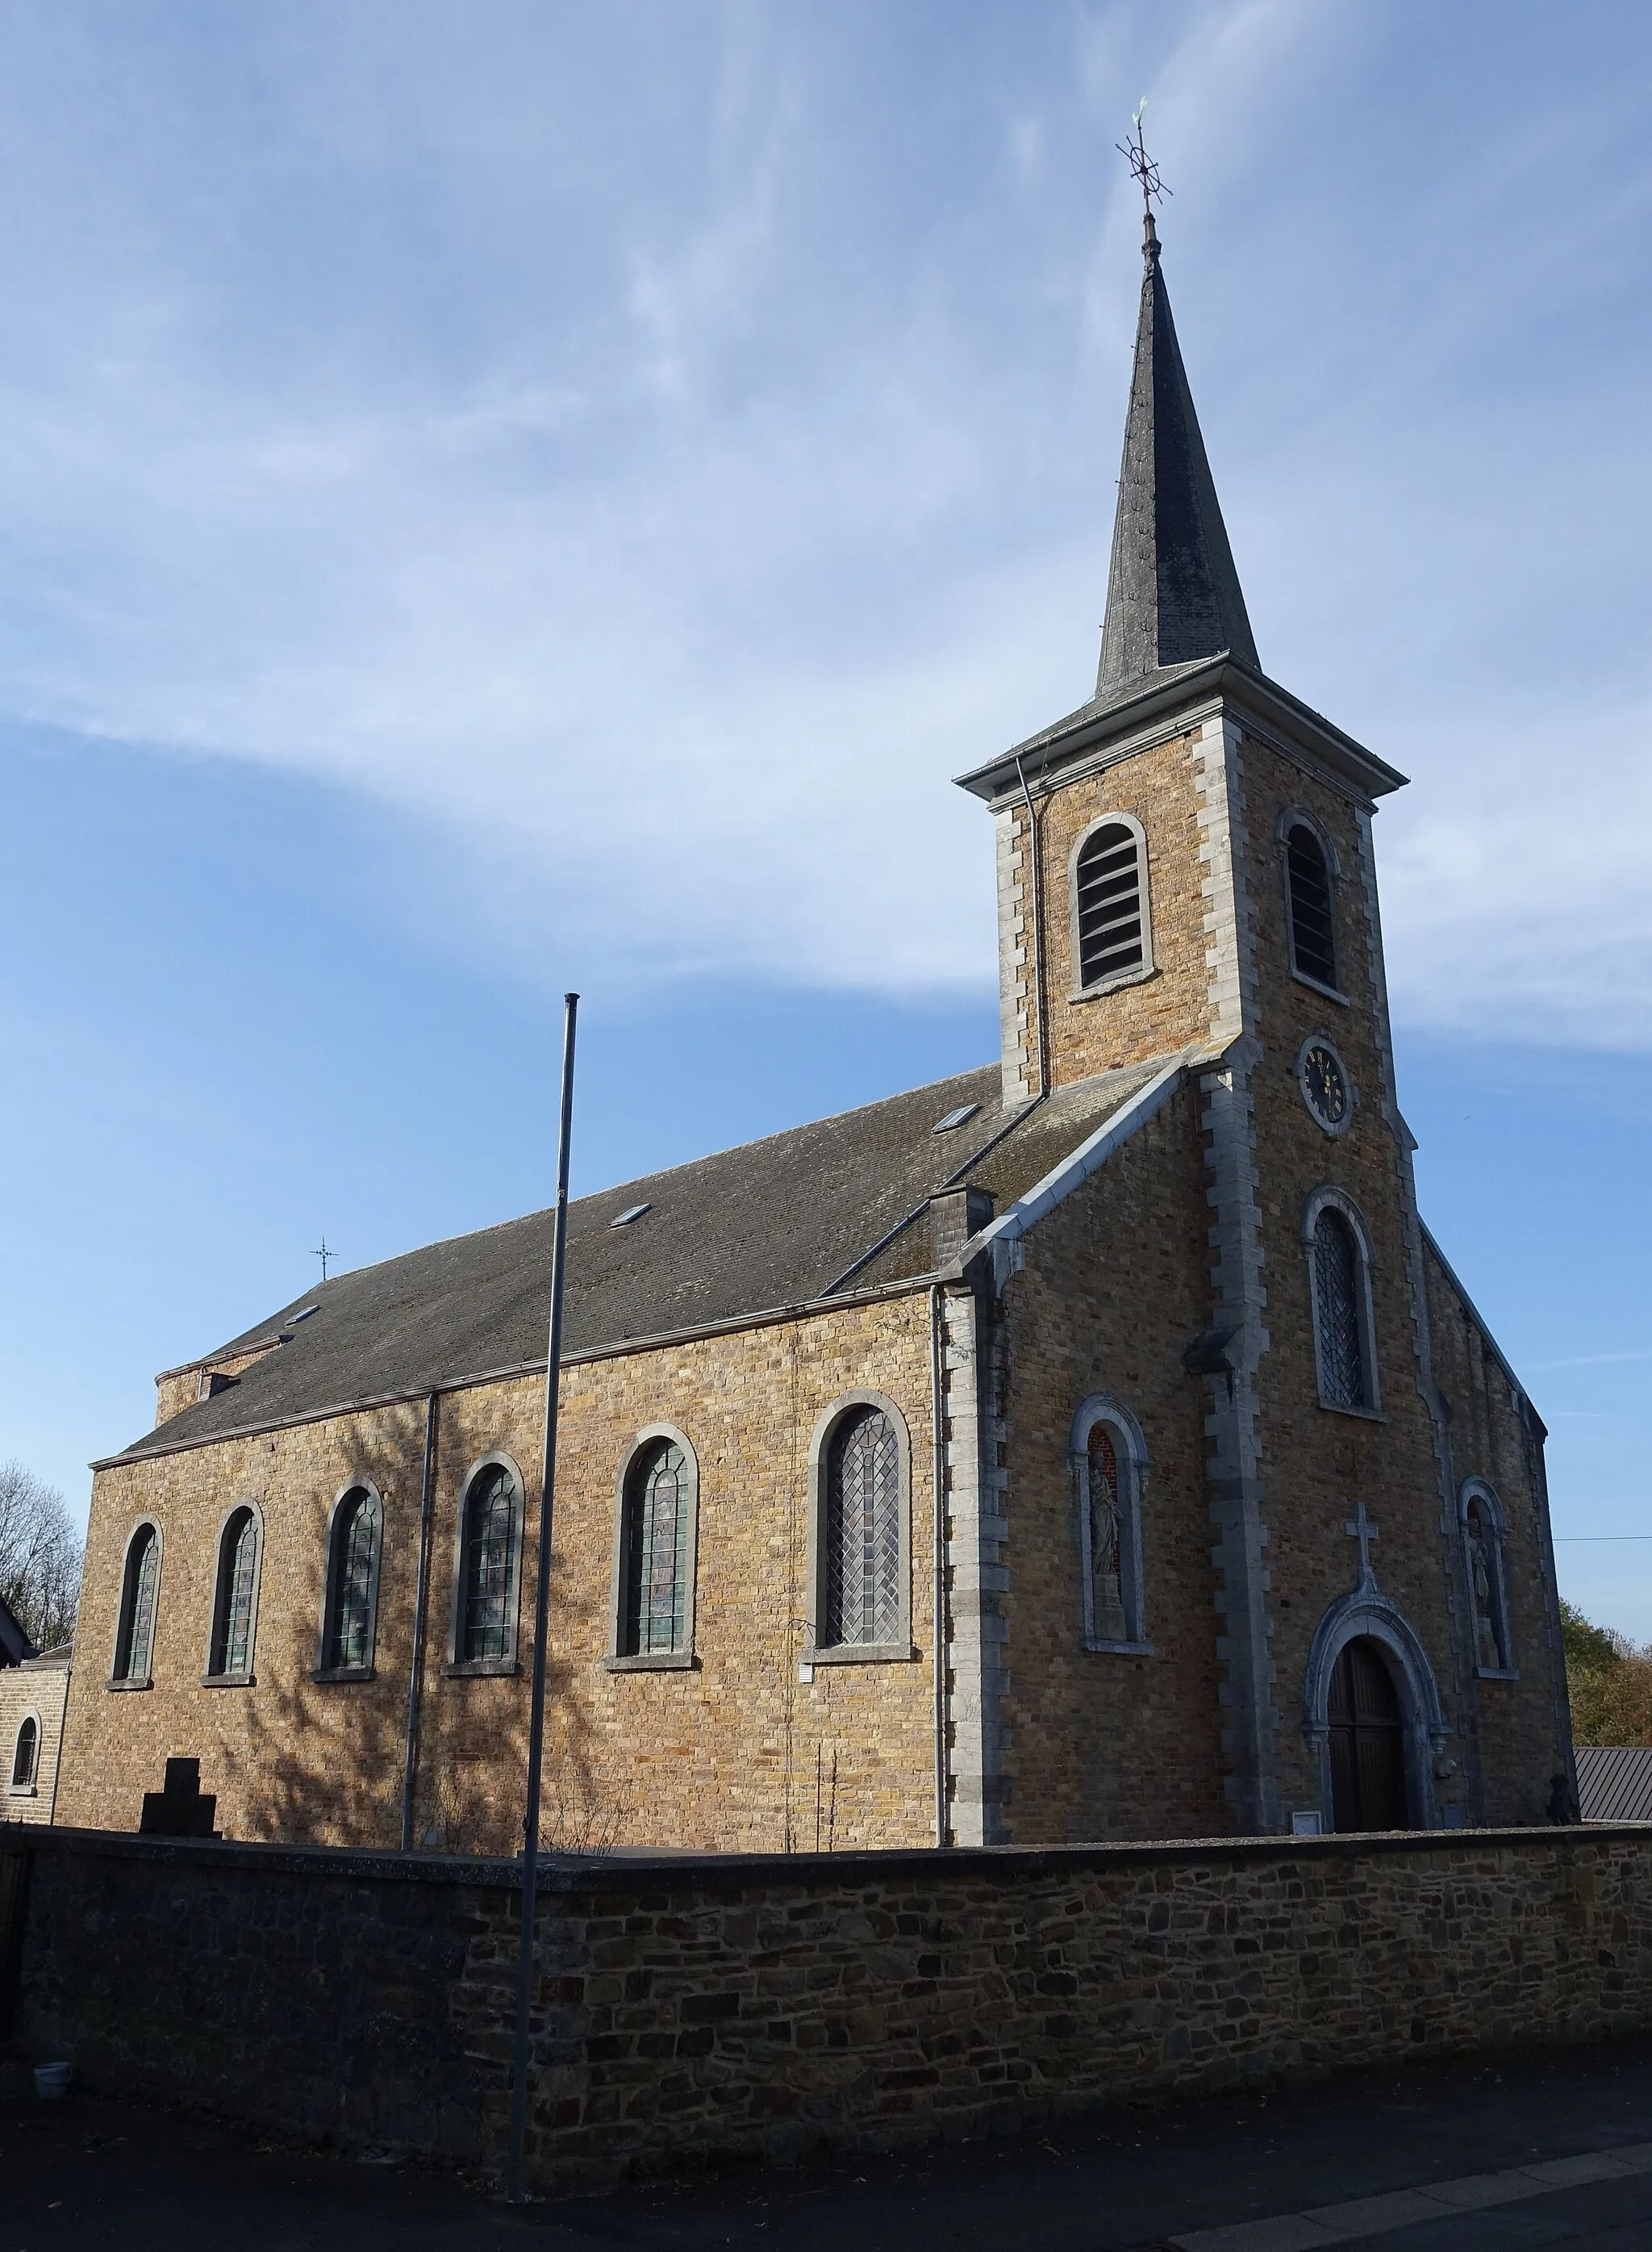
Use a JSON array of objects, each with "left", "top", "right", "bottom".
[{"left": 0, "top": 2, "right": 1645, "bottom": 1038}]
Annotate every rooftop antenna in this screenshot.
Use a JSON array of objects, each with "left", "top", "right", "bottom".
[
  {"left": 311, "top": 1236, "right": 333, "bottom": 1282},
  {"left": 1116, "top": 95, "right": 1170, "bottom": 261}
]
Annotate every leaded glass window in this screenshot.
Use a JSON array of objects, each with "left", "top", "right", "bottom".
[
  {"left": 211, "top": 1508, "right": 260, "bottom": 1677},
  {"left": 324, "top": 1486, "right": 381, "bottom": 1671},
  {"left": 115, "top": 1525, "right": 160, "bottom": 1682},
  {"left": 1075, "top": 821, "right": 1145, "bottom": 988},
  {"left": 823, "top": 1407, "right": 901, "bottom": 1648},
  {"left": 1313, "top": 1208, "right": 1366, "bottom": 1408},
  {"left": 11, "top": 1717, "right": 38, "bottom": 1789},
  {"left": 461, "top": 1464, "right": 519, "bottom": 1665},
  {"left": 620, "top": 1441, "right": 690, "bottom": 1656},
  {"left": 1287, "top": 824, "right": 1337, "bottom": 988}
]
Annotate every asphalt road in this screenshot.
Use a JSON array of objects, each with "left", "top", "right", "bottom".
[{"left": 7, "top": 2037, "right": 1652, "bottom": 2250}]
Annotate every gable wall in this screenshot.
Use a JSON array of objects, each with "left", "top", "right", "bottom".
[
  {"left": 60, "top": 1291, "right": 942, "bottom": 1853},
  {"left": 995, "top": 1079, "right": 1228, "bottom": 1840}
]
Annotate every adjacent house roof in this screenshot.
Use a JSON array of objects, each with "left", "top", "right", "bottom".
[
  {"left": 1576, "top": 1745, "right": 1652, "bottom": 1824},
  {"left": 110, "top": 1051, "right": 1189, "bottom": 1465},
  {"left": 0, "top": 1594, "right": 35, "bottom": 1666}
]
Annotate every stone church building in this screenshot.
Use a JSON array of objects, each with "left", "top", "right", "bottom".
[{"left": 58, "top": 211, "right": 1572, "bottom": 1853}]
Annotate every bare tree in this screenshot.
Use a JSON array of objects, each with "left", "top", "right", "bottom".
[{"left": 0, "top": 1460, "right": 81, "bottom": 1651}]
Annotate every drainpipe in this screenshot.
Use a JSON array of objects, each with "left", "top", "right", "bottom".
[
  {"left": 929, "top": 1284, "right": 949, "bottom": 1849},
  {"left": 399, "top": 1389, "right": 440, "bottom": 1853}
]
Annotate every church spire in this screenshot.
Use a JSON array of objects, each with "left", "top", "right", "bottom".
[{"left": 1095, "top": 202, "right": 1258, "bottom": 697}]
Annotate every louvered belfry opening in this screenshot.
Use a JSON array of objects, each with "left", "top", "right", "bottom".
[
  {"left": 1287, "top": 824, "right": 1337, "bottom": 988},
  {"left": 1075, "top": 821, "right": 1145, "bottom": 988},
  {"left": 824, "top": 1407, "right": 901, "bottom": 1647},
  {"left": 1313, "top": 1207, "right": 1366, "bottom": 1408},
  {"left": 1328, "top": 1638, "right": 1408, "bottom": 1831}
]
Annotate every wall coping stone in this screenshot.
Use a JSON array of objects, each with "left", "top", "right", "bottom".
[{"left": 4, "top": 1819, "right": 1647, "bottom": 1896}]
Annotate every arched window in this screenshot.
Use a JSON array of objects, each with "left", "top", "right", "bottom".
[
  {"left": 1072, "top": 817, "right": 1150, "bottom": 992},
  {"left": 456, "top": 1460, "right": 522, "bottom": 1669},
  {"left": 1307, "top": 1197, "right": 1376, "bottom": 1412},
  {"left": 112, "top": 1523, "right": 161, "bottom": 1684},
  {"left": 1285, "top": 819, "right": 1338, "bottom": 990},
  {"left": 1461, "top": 1481, "right": 1513, "bottom": 1675},
  {"left": 1072, "top": 1396, "right": 1149, "bottom": 1649},
  {"left": 10, "top": 1715, "right": 39, "bottom": 1790},
  {"left": 319, "top": 1484, "right": 382, "bottom": 1676},
  {"left": 810, "top": 1401, "right": 909, "bottom": 1655},
  {"left": 615, "top": 1436, "right": 695, "bottom": 1659},
  {"left": 207, "top": 1506, "right": 261, "bottom": 1680}
]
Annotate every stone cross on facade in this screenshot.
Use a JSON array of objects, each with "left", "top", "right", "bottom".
[{"left": 1344, "top": 1500, "right": 1380, "bottom": 1584}]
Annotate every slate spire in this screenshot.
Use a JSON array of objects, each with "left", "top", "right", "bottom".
[{"left": 1095, "top": 210, "right": 1258, "bottom": 697}]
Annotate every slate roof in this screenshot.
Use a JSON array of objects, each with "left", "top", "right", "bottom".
[
  {"left": 1576, "top": 1746, "right": 1652, "bottom": 1824},
  {"left": 1095, "top": 211, "right": 1258, "bottom": 700},
  {"left": 113, "top": 1054, "right": 1180, "bottom": 1464}
]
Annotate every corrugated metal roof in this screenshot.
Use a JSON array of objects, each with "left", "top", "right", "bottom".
[{"left": 1576, "top": 1746, "right": 1652, "bottom": 1824}]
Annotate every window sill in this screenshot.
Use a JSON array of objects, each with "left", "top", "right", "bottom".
[
  {"left": 311, "top": 1664, "right": 376, "bottom": 1685},
  {"left": 1082, "top": 1638, "right": 1153, "bottom": 1657},
  {"left": 1316, "top": 1398, "right": 1385, "bottom": 1423},
  {"left": 1068, "top": 963, "right": 1158, "bottom": 1005},
  {"left": 106, "top": 1676, "right": 152, "bottom": 1693},
  {"left": 603, "top": 1651, "right": 695, "bottom": 1673},
  {"left": 1476, "top": 1665, "right": 1520, "bottom": 1682},
  {"left": 442, "top": 1659, "right": 520, "bottom": 1679},
  {"left": 801, "top": 1642, "right": 916, "bottom": 1667},
  {"left": 6, "top": 1785, "right": 37, "bottom": 1799},
  {"left": 1291, "top": 968, "right": 1350, "bottom": 1007},
  {"left": 200, "top": 1671, "right": 255, "bottom": 1690}
]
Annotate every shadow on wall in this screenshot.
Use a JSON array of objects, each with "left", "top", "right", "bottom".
[{"left": 221, "top": 1400, "right": 631, "bottom": 1857}]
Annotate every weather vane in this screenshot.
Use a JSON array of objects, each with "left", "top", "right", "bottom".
[
  {"left": 1117, "top": 96, "right": 1170, "bottom": 216},
  {"left": 312, "top": 1235, "right": 333, "bottom": 1282}
]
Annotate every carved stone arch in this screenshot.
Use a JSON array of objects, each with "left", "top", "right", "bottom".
[
  {"left": 1459, "top": 1475, "right": 1516, "bottom": 1677},
  {"left": 1304, "top": 1586, "right": 1445, "bottom": 1830},
  {"left": 1275, "top": 800, "right": 1343, "bottom": 882},
  {"left": 1066, "top": 808, "right": 1156, "bottom": 998},
  {"left": 1301, "top": 1182, "right": 1381, "bottom": 1414},
  {"left": 1069, "top": 1393, "right": 1151, "bottom": 1652}
]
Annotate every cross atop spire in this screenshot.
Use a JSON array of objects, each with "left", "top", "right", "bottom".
[{"left": 1094, "top": 115, "right": 1258, "bottom": 700}]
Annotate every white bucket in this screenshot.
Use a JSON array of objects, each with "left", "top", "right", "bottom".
[{"left": 33, "top": 2062, "right": 72, "bottom": 2099}]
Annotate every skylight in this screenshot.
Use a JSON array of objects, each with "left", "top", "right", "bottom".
[
  {"left": 611, "top": 1204, "right": 652, "bottom": 1228},
  {"left": 931, "top": 1103, "right": 981, "bottom": 1135}
]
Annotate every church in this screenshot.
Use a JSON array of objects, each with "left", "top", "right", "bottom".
[{"left": 55, "top": 203, "right": 1574, "bottom": 1855}]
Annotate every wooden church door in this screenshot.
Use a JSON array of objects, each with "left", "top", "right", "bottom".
[{"left": 1327, "top": 1638, "right": 1408, "bottom": 1832}]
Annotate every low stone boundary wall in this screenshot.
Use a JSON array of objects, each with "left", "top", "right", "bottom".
[{"left": 5, "top": 1823, "right": 1652, "bottom": 2187}]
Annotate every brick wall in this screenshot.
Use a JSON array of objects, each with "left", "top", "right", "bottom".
[
  {"left": 0, "top": 1661, "right": 69, "bottom": 1826},
  {"left": 62, "top": 1292, "right": 942, "bottom": 1854},
  {"left": 6, "top": 1825, "right": 1652, "bottom": 2191}
]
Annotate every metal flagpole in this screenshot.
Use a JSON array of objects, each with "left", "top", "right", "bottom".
[{"left": 506, "top": 990, "right": 579, "bottom": 2204}]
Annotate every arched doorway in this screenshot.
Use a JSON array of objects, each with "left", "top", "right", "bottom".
[{"left": 1328, "top": 1637, "right": 1408, "bottom": 1831}]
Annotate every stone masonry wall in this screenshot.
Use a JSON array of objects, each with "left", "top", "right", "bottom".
[
  {"left": 7, "top": 1825, "right": 1652, "bottom": 2192},
  {"left": 0, "top": 1662, "right": 69, "bottom": 1827},
  {"left": 61, "top": 1291, "right": 941, "bottom": 1854}
]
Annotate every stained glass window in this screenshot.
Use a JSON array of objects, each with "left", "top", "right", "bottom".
[
  {"left": 325, "top": 1487, "right": 381, "bottom": 1671},
  {"left": 620, "top": 1441, "right": 690, "bottom": 1656},
  {"left": 211, "top": 1508, "right": 259, "bottom": 1676},
  {"left": 1465, "top": 1494, "right": 1507, "bottom": 1671},
  {"left": 1287, "top": 823, "right": 1337, "bottom": 988},
  {"left": 1313, "top": 1208, "right": 1366, "bottom": 1408},
  {"left": 1087, "top": 1423, "right": 1128, "bottom": 1641},
  {"left": 461, "top": 1465, "right": 519, "bottom": 1665},
  {"left": 115, "top": 1525, "right": 160, "bottom": 1682},
  {"left": 824, "top": 1408, "right": 901, "bottom": 1648},
  {"left": 11, "top": 1716, "right": 38, "bottom": 1789},
  {"left": 1075, "top": 821, "right": 1145, "bottom": 988}
]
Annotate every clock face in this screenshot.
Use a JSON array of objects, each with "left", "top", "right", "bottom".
[{"left": 1300, "top": 1042, "right": 1350, "bottom": 1132}]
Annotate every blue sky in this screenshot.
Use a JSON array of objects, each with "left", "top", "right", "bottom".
[{"left": 2, "top": 2, "right": 1649, "bottom": 1629}]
